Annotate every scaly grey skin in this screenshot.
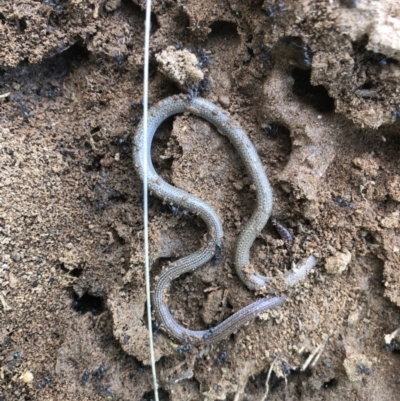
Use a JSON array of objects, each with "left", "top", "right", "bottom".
[{"left": 133, "top": 95, "right": 316, "bottom": 344}]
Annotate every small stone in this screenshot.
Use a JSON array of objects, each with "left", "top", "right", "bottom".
[
  {"left": 325, "top": 250, "right": 351, "bottom": 275},
  {"left": 233, "top": 181, "right": 243, "bottom": 191},
  {"left": 386, "top": 175, "right": 400, "bottom": 202},
  {"left": 218, "top": 95, "right": 230, "bottom": 108},
  {"left": 347, "top": 310, "right": 359, "bottom": 327},
  {"left": 12, "top": 252, "right": 21, "bottom": 262},
  {"left": 20, "top": 371, "right": 34, "bottom": 383},
  {"left": 343, "top": 354, "right": 371, "bottom": 382},
  {"left": 155, "top": 46, "right": 204, "bottom": 91}
]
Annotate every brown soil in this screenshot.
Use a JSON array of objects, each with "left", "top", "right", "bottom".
[{"left": 1, "top": 0, "right": 400, "bottom": 400}]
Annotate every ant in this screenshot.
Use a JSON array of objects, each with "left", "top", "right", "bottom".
[{"left": 215, "top": 350, "right": 227, "bottom": 364}]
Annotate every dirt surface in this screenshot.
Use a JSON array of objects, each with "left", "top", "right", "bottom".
[{"left": 1, "top": 0, "right": 400, "bottom": 400}]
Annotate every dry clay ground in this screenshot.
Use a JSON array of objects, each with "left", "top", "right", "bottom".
[{"left": 1, "top": 0, "right": 400, "bottom": 400}]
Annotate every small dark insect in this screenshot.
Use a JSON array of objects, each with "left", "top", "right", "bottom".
[
  {"left": 174, "top": 43, "right": 181, "bottom": 50},
  {"left": 44, "top": 0, "right": 62, "bottom": 11},
  {"left": 262, "top": 123, "right": 280, "bottom": 138},
  {"left": 171, "top": 205, "right": 179, "bottom": 215},
  {"left": 37, "top": 376, "right": 51, "bottom": 389},
  {"left": 13, "top": 351, "right": 20, "bottom": 359},
  {"left": 32, "top": 280, "right": 39, "bottom": 288},
  {"left": 170, "top": 205, "right": 191, "bottom": 217},
  {"left": 96, "top": 385, "right": 112, "bottom": 394},
  {"left": 273, "top": 219, "right": 294, "bottom": 248},
  {"left": 114, "top": 52, "right": 124, "bottom": 66},
  {"left": 291, "top": 42, "right": 315, "bottom": 69},
  {"left": 264, "top": 2, "right": 285, "bottom": 17},
  {"left": 20, "top": 103, "right": 29, "bottom": 119},
  {"left": 391, "top": 111, "right": 400, "bottom": 120},
  {"left": 385, "top": 341, "right": 400, "bottom": 352},
  {"left": 215, "top": 350, "right": 227, "bottom": 364},
  {"left": 46, "top": 87, "right": 62, "bottom": 98},
  {"left": 197, "top": 48, "right": 211, "bottom": 69},
  {"left": 358, "top": 364, "right": 371, "bottom": 375},
  {"left": 117, "top": 137, "right": 130, "bottom": 153},
  {"left": 197, "top": 74, "right": 210, "bottom": 95},
  {"left": 131, "top": 116, "right": 140, "bottom": 125},
  {"left": 95, "top": 365, "right": 106, "bottom": 382},
  {"left": 202, "top": 327, "right": 215, "bottom": 340},
  {"left": 366, "top": 51, "right": 388, "bottom": 66},
  {"left": 81, "top": 370, "right": 90, "bottom": 385},
  {"left": 117, "top": 138, "right": 127, "bottom": 147},
  {"left": 260, "top": 44, "right": 270, "bottom": 64},
  {"left": 176, "top": 344, "right": 193, "bottom": 354},
  {"left": 152, "top": 320, "right": 161, "bottom": 339},
  {"left": 95, "top": 201, "right": 110, "bottom": 211},
  {"left": 333, "top": 198, "right": 354, "bottom": 209},
  {"left": 282, "top": 361, "right": 292, "bottom": 376},
  {"left": 211, "top": 243, "right": 225, "bottom": 266}
]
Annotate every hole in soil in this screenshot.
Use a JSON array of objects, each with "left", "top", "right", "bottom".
[
  {"left": 359, "top": 81, "right": 373, "bottom": 90},
  {"left": 18, "top": 18, "right": 27, "bottom": 32},
  {"left": 208, "top": 21, "right": 239, "bottom": 41},
  {"left": 339, "top": 0, "right": 358, "bottom": 8},
  {"left": 142, "top": 388, "right": 170, "bottom": 400},
  {"left": 90, "top": 156, "right": 102, "bottom": 171},
  {"left": 262, "top": 123, "right": 290, "bottom": 139},
  {"left": 71, "top": 291, "right": 105, "bottom": 316},
  {"left": 173, "top": 9, "right": 190, "bottom": 32},
  {"left": 364, "top": 232, "right": 376, "bottom": 244},
  {"left": 70, "top": 268, "right": 83, "bottom": 278},
  {"left": 323, "top": 378, "right": 337, "bottom": 389},
  {"left": 292, "top": 68, "right": 335, "bottom": 113}
]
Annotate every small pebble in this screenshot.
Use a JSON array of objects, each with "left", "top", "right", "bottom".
[
  {"left": 12, "top": 253, "right": 21, "bottom": 262},
  {"left": 20, "top": 371, "right": 34, "bottom": 383},
  {"left": 218, "top": 95, "right": 230, "bottom": 108}
]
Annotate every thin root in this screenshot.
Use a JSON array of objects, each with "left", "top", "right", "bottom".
[
  {"left": 301, "top": 344, "right": 325, "bottom": 371},
  {"left": 261, "top": 352, "right": 281, "bottom": 401},
  {"left": 0, "top": 293, "right": 11, "bottom": 311},
  {"left": 384, "top": 326, "right": 400, "bottom": 345}
]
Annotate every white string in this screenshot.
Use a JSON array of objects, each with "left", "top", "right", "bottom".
[{"left": 143, "top": 1, "right": 159, "bottom": 400}]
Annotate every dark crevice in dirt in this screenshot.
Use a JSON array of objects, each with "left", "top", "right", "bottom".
[
  {"left": 121, "top": 0, "right": 159, "bottom": 33},
  {"left": 323, "top": 377, "right": 338, "bottom": 389},
  {"left": 70, "top": 268, "right": 83, "bottom": 278},
  {"left": 17, "top": 18, "right": 27, "bottom": 33},
  {"left": 351, "top": 35, "right": 398, "bottom": 67},
  {"left": 339, "top": 0, "right": 358, "bottom": 8},
  {"left": 71, "top": 291, "right": 105, "bottom": 316},
  {"left": 208, "top": 20, "right": 239, "bottom": 40},
  {"left": 291, "top": 68, "right": 335, "bottom": 113},
  {"left": 3, "top": 42, "right": 89, "bottom": 112},
  {"left": 141, "top": 388, "right": 170, "bottom": 401}
]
